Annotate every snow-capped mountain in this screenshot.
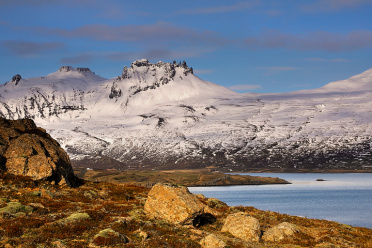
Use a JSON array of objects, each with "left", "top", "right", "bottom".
[{"left": 1, "top": 59, "right": 372, "bottom": 170}]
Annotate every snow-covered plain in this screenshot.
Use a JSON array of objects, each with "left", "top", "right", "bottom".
[{"left": 1, "top": 60, "right": 372, "bottom": 170}]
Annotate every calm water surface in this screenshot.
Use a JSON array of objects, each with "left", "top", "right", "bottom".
[{"left": 188, "top": 173, "right": 372, "bottom": 228}]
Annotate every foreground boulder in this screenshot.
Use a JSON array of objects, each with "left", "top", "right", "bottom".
[
  {"left": 144, "top": 183, "right": 217, "bottom": 226},
  {"left": 262, "top": 222, "right": 300, "bottom": 242},
  {"left": 199, "top": 234, "right": 227, "bottom": 248},
  {"left": 221, "top": 212, "right": 260, "bottom": 242},
  {"left": 0, "top": 118, "right": 80, "bottom": 186}
]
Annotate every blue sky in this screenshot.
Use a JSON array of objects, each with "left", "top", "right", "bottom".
[{"left": 1, "top": 0, "right": 372, "bottom": 93}]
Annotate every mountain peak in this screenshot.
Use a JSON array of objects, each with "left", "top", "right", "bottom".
[
  {"left": 121, "top": 59, "right": 193, "bottom": 80},
  {"left": 131, "top": 59, "right": 150, "bottom": 67},
  {"left": 58, "top": 66, "right": 95, "bottom": 75}
]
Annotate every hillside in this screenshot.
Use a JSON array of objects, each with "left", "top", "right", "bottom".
[
  {"left": 1, "top": 60, "right": 372, "bottom": 170},
  {"left": 0, "top": 174, "right": 371, "bottom": 247}
]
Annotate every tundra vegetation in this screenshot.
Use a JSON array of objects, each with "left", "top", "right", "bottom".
[
  {"left": 75, "top": 168, "right": 290, "bottom": 187},
  {"left": 0, "top": 173, "right": 371, "bottom": 248}
]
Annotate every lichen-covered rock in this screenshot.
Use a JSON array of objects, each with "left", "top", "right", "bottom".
[
  {"left": 221, "top": 212, "right": 260, "bottom": 242},
  {"left": 0, "top": 118, "right": 80, "bottom": 186},
  {"left": 144, "top": 183, "right": 217, "bottom": 226},
  {"left": 0, "top": 201, "right": 33, "bottom": 215},
  {"left": 262, "top": 222, "right": 300, "bottom": 242},
  {"left": 199, "top": 234, "right": 227, "bottom": 248},
  {"left": 93, "top": 228, "right": 129, "bottom": 246},
  {"left": 59, "top": 212, "right": 91, "bottom": 224}
]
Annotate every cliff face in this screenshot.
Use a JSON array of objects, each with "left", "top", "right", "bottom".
[{"left": 0, "top": 117, "right": 80, "bottom": 186}]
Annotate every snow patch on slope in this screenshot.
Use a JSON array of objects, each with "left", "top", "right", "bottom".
[{"left": 1, "top": 61, "right": 372, "bottom": 170}]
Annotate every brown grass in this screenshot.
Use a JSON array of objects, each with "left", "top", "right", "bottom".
[
  {"left": 0, "top": 173, "right": 371, "bottom": 248},
  {"left": 79, "top": 169, "right": 290, "bottom": 187}
]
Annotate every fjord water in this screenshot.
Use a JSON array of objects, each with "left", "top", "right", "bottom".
[{"left": 188, "top": 173, "right": 372, "bottom": 228}]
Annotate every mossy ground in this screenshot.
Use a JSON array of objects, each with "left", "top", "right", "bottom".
[{"left": 0, "top": 173, "right": 371, "bottom": 247}]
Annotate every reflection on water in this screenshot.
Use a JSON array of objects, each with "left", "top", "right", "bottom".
[{"left": 188, "top": 173, "right": 372, "bottom": 228}]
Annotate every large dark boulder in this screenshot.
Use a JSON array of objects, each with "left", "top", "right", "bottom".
[{"left": 0, "top": 117, "right": 80, "bottom": 186}]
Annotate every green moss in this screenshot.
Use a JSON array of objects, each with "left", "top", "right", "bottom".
[
  {"left": 60, "top": 212, "right": 91, "bottom": 223},
  {"left": 0, "top": 201, "right": 33, "bottom": 214},
  {"left": 95, "top": 228, "right": 117, "bottom": 238},
  {"left": 30, "top": 190, "right": 42, "bottom": 197},
  {"left": 0, "top": 197, "right": 9, "bottom": 203}
]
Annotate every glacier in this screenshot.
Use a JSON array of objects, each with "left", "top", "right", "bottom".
[{"left": 1, "top": 59, "right": 372, "bottom": 171}]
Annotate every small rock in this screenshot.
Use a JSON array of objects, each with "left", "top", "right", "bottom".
[
  {"left": 199, "top": 234, "right": 227, "bottom": 248},
  {"left": 51, "top": 240, "right": 67, "bottom": 248},
  {"left": 93, "top": 228, "right": 129, "bottom": 245},
  {"left": 134, "top": 229, "right": 149, "bottom": 240},
  {"left": 262, "top": 222, "right": 300, "bottom": 242},
  {"left": 206, "top": 198, "right": 228, "bottom": 208},
  {"left": 314, "top": 242, "right": 339, "bottom": 247},
  {"left": 194, "top": 193, "right": 206, "bottom": 199},
  {"left": 29, "top": 203, "right": 45, "bottom": 209},
  {"left": 221, "top": 212, "right": 260, "bottom": 242},
  {"left": 59, "top": 212, "right": 90, "bottom": 224},
  {"left": 30, "top": 190, "right": 42, "bottom": 197}
]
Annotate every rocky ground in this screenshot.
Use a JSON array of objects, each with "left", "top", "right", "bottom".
[{"left": 0, "top": 173, "right": 371, "bottom": 248}]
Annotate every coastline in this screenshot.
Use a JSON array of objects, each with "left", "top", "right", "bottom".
[
  {"left": 74, "top": 168, "right": 291, "bottom": 187},
  {"left": 225, "top": 168, "right": 372, "bottom": 173}
]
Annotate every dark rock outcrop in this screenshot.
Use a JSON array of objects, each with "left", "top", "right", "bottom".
[
  {"left": 12, "top": 74, "right": 22, "bottom": 85},
  {"left": 0, "top": 117, "right": 80, "bottom": 186}
]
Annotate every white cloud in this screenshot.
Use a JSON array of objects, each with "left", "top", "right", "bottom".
[
  {"left": 60, "top": 53, "right": 95, "bottom": 64},
  {"left": 178, "top": 1, "right": 261, "bottom": 15},
  {"left": 258, "top": 66, "right": 297, "bottom": 72},
  {"left": 35, "top": 22, "right": 229, "bottom": 49},
  {"left": 245, "top": 30, "right": 372, "bottom": 52},
  {"left": 304, "top": 58, "right": 350, "bottom": 62},
  {"left": 2, "top": 40, "right": 64, "bottom": 56},
  {"left": 301, "top": 0, "right": 372, "bottom": 13}
]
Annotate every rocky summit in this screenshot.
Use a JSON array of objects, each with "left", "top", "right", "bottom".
[
  {"left": 0, "top": 117, "right": 80, "bottom": 186},
  {"left": 1, "top": 60, "right": 372, "bottom": 171}
]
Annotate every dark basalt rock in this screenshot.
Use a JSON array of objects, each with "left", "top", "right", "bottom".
[
  {"left": 132, "top": 59, "right": 150, "bottom": 67},
  {"left": 58, "top": 66, "right": 73, "bottom": 72},
  {"left": 77, "top": 68, "right": 92, "bottom": 73},
  {"left": 12, "top": 74, "right": 22, "bottom": 85},
  {"left": 109, "top": 83, "right": 122, "bottom": 99}
]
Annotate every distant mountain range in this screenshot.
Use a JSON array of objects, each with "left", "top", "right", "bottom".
[{"left": 1, "top": 59, "right": 372, "bottom": 171}]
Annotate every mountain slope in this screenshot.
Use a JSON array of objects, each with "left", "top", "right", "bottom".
[{"left": 1, "top": 60, "right": 372, "bottom": 170}]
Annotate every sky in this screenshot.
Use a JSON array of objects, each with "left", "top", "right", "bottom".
[{"left": 0, "top": 0, "right": 372, "bottom": 93}]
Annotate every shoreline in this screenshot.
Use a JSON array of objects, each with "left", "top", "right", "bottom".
[
  {"left": 223, "top": 168, "right": 372, "bottom": 174},
  {"left": 74, "top": 168, "right": 291, "bottom": 187}
]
